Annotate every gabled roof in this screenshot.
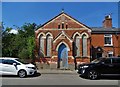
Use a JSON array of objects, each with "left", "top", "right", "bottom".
[
  {"left": 91, "top": 27, "right": 120, "bottom": 34},
  {"left": 40, "top": 12, "right": 91, "bottom": 30}
]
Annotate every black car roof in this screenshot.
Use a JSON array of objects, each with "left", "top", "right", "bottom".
[{"left": 99, "top": 57, "right": 120, "bottom": 60}]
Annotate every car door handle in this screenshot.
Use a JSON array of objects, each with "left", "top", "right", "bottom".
[
  {"left": 109, "top": 65, "right": 113, "bottom": 67},
  {"left": 4, "top": 66, "right": 9, "bottom": 67}
]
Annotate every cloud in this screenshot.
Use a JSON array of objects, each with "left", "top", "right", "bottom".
[{"left": 9, "top": 29, "right": 18, "bottom": 34}]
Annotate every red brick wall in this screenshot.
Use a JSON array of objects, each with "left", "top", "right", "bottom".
[
  {"left": 34, "top": 13, "right": 120, "bottom": 70},
  {"left": 103, "top": 15, "right": 112, "bottom": 28},
  {"left": 35, "top": 29, "right": 91, "bottom": 64},
  {"left": 91, "top": 34, "right": 119, "bottom": 57},
  {"left": 118, "top": 34, "right": 120, "bottom": 56},
  {"left": 43, "top": 15, "right": 84, "bottom": 29}
]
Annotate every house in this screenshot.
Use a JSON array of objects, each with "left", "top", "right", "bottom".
[
  {"left": 91, "top": 15, "right": 120, "bottom": 60},
  {"left": 35, "top": 11, "right": 120, "bottom": 69}
]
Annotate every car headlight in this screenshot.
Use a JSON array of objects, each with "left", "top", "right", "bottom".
[
  {"left": 26, "top": 66, "right": 36, "bottom": 69},
  {"left": 26, "top": 66, "right": 31, "bottom": 69}
]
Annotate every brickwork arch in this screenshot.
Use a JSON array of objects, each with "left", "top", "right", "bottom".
[
  {"left": 46, "top": 32, "right": 53, "bottom": 38},
  {"left": 56, "top": 41, "right": 70, "bottom": 51},
  {"left": 37, "top": 32, "right": 46, "bottom": 38},
  {"left": 81, "top": 32, "right": 89, "bottom": 38},
  {"left": 72, "top": 32, "right": 81, "bottom": 39}
]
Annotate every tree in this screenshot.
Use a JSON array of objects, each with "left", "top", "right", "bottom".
[
  {"left": 2, "top": 23, "right": 38, "bottom": 61},
  {"left": 27, "top": 36, "right": 35, "bottom": 59},
  {"left": 2, "top": 27, "right": 16, "bottom": 57},
  {"left": 0, "top": 22, "right": 2, "bottom": 56}
]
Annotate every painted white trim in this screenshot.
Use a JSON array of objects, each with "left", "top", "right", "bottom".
[
  {"left": 72, "top": 32, "right": 81, "bottom": 39},
  {"left": 88, "top": 29, "right": 92, "bottom": 33},
  {"left": 108, "top": 51, "right": 113, "bottom": 57},
  {"left": 104, "top": 44, "right": 113, "bottom": 46},
  {"left": 104, "top": 34, "right": 113, "bottom": 46},
  {"left": 68, "top": 56, "right": 74, "bottom": 59},
  {"left": 53, "top": 31, "right": 73, "bottom": 43},
  {"left": 81, "top": 32, "right": 89, "bottom": 38},
  {"left": 56, "top": 41, "right": 70, "bottom": 51},
  {"left": 37, "top": 32, "right": 46, "bottom": 39},
  {"left": 51, "top": 56, "right": 57, "bottom": 59},
  {"left": 62, "top": 14, "right": 90, "bottom": 30},
  {"left": 37, "top": 28, "right": 89, "bottom": 30}
]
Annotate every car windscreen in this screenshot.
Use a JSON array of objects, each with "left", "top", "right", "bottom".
[{"left": 15, "top": 59, "right": 29, "bottom": 64}]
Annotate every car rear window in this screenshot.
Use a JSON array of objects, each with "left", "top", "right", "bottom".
[{"left": 2, "top": 59, "right": 18, "bottom": 65}]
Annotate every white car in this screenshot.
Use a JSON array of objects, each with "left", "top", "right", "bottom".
[{"left": 0, "top": 57, "right": 37, "bottom": 78}]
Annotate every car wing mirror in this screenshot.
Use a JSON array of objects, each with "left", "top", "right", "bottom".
[{"left": 13, "top": 63, "right": 17, "bottom": 66}]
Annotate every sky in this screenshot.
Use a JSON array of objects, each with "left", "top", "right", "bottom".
[
  {"left": 0, "top": 2, "right": 2, "bottom": 22},
  {"left": 2, "top": 0, "right": 120, "bottom": 2},
  {"left": 2, "top": 2, "right": 119, "bottom": 29}
]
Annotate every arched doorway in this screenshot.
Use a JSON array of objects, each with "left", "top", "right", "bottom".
[{"left": 58, "top": 43, "right": 68, "bottom": 69}]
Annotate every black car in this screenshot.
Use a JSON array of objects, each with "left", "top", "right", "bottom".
[{"left": 77, "top": 57, "right": 120, "bottom": 80}]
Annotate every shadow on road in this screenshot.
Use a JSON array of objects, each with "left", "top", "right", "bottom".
[
  {"left": 1, "top": 72, "right": 41, "bottom": 78},
  {"left": 100, "top": 76, "right": 120, "bottom": 80},
  {"left": 28, "top": 72, "right": 41, "bottom": 78},
  {"left": 79, "top": 75, "right": 120, "bottom": 80}
]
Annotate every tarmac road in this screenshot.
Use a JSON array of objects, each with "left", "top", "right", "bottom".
[{"left": 1, "top": 71, "right": 119, "bottom": 86}]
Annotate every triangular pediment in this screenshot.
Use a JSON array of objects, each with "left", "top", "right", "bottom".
[
  {"left": 53, "top": 31, "right": 73, "bottom": 43},
  {"left": 39, "top": 12, "right": 91, "bottom": 30}
]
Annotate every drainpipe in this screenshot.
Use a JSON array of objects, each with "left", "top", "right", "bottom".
[{"left": 90, "top": 37, "right": 92, "bottom": 62}]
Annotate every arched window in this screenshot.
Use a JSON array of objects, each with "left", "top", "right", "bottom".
[
  {"left": 39, "top": 35, "right": 45, "bottom": 54},
  {"left": 66, "top": 25, "right": 68, "bottom": 29},
  {"left": 73, "top": 32, "right": 81, "bottom": 57},
  {"left": 74, "top": 35, "right": 80, "bottom": 57},
  {"left": 82, "top": 34, "right": 87, "bottom": 57},
  {"left": 62, "top": 23, "right": 64, "bottom": 29},
  {"left": 58, "top": 25, "right": 60, "bottom": 29},
  {"left": 46, "top": 34, "right": 52, "bottom": 57}
]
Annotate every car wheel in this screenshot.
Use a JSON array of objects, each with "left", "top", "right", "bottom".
[
  {"left": 88, "top": 70, "right": 98, "bottom": 80},
  {"left": 18, "top": 70, "right": 27, "bottom": 78}
]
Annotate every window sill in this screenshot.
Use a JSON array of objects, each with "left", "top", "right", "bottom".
[
  {"left": 45, "top": 56, "right": 51, "bottom": 58},
  {"left": 75, "top": 56, "right": 81, "bottom": 58},
  {"left": 104, "top": 44, "right": 113, "bottom": 47}
]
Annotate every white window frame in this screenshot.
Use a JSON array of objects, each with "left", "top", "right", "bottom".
[
  {"left": 104, "top": 34, "right": 113, "bottom": 46},
  {"left": 108, "top": 51, "right": 113, "bottom": 57},
  {"left": 82, "top": 35, "right": 87, "bottom": 57},
  {"left": 75, "top": 36, "right": 80, "bottom": 57},
  {"left": 46, "top": 36, "right": 52, "bottom": 57},
  {"left": 39, "top": 36, "right": 45, "bottom": 53}
]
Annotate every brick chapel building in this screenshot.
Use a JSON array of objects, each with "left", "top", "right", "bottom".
[{"left": 35, "top": 11, "right": 120, "bottom": 69}]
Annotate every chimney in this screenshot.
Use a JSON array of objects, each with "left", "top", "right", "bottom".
[{"left": 103, "top": 14, "right": 112, "bottom": 28}]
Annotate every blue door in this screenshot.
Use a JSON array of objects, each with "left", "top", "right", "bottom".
[{"left": 58, "top": 43, "right": 68, "bottom": 68}]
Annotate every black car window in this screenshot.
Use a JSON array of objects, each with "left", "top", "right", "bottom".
[
  {"left": 104, "top": 59, "right": 111, "bottom": 64},
  {"left": 3, "top": 59, "right": 19, "bottom": 65},
  {"left": 112, "top": 58, "right": 120, "bottom": 64}
]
